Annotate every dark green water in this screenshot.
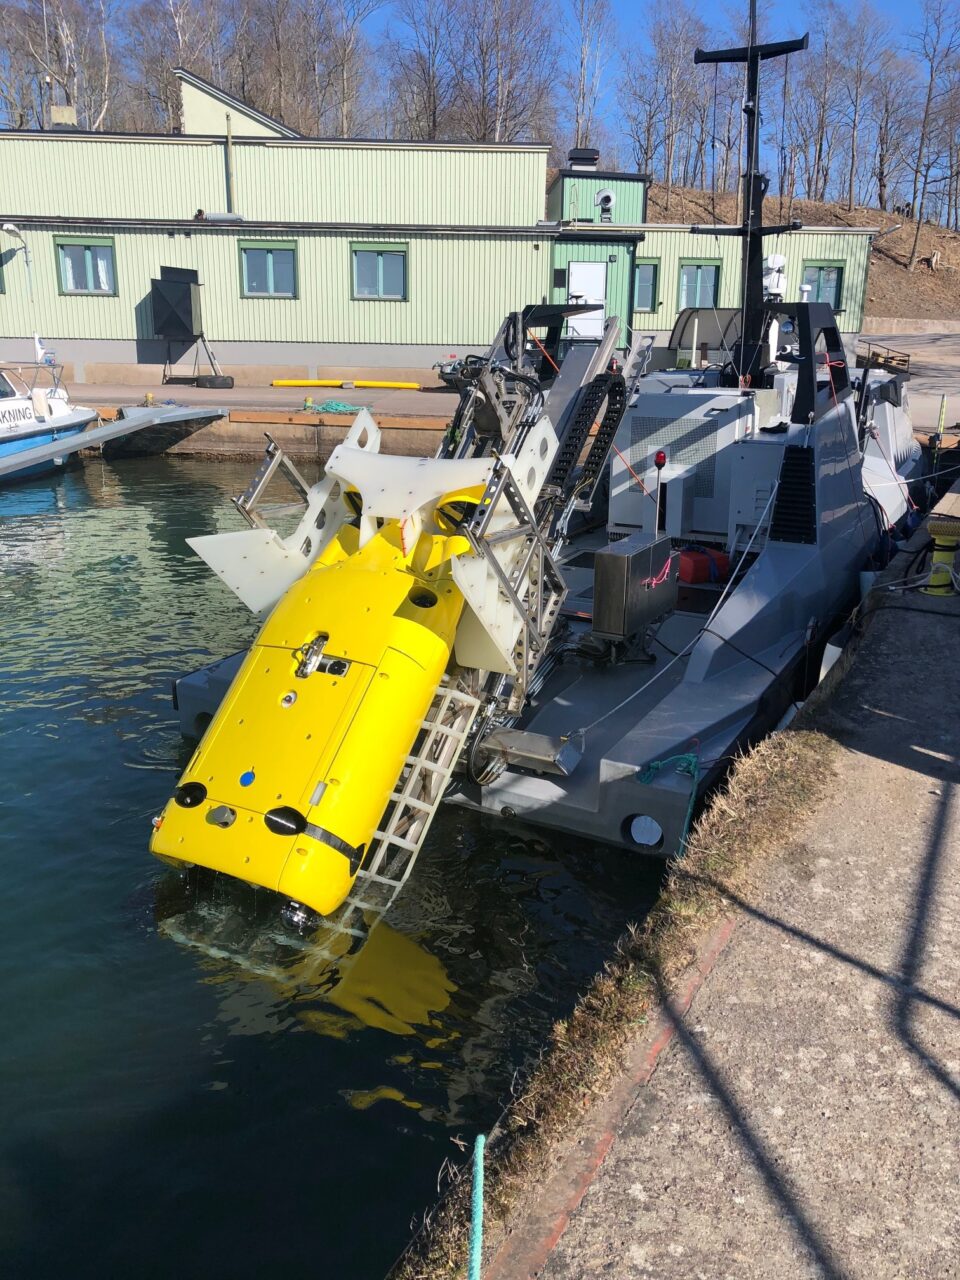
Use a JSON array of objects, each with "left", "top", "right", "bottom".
[{"left": 0, "top": 457, "right": 661, "bottom": 1280}]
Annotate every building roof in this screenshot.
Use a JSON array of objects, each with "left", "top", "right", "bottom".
[
  {"left": 174, "top": 67, "right": 301, "bottom": 138},
  {"left": 546, "top": 168, "right": 653, "bottom": 190},
  {"left": 0, "top": 126, "right": 548, "bottom": 151}
]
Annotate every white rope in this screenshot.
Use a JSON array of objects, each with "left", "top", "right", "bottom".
[{"left": 578, "top": 484, "right": 779, "bottom": 737}]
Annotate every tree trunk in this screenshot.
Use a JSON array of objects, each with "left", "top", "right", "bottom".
[{"left": 908, "top": 166, "right": 931, "bottom": 270}]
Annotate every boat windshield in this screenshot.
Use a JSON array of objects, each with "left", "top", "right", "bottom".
[{"left": 0, "top": 363, "right": 66, "bottom": 398}]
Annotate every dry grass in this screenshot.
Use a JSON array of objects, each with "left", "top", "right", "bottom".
[{"left": 391, "top": 726, "right": 839, "bottom": 1279}]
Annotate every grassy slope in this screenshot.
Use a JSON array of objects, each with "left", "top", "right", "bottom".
[{"left": 645, "top": 184, "right": 960, "bottom": 320}]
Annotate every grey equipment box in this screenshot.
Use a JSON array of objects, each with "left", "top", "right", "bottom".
[{"left": 592, "top": 531, "right": 678, "bottom": 640}]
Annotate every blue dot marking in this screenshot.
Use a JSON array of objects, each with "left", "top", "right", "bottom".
[{"left": 240, "top": 769, "right": 255, "bottom": 787}]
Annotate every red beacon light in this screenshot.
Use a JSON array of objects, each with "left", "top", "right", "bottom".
[{"left": 654, "top": 449, "right": 667, "bottom": 470}]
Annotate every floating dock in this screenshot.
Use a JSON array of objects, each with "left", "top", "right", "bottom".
[{"left": 0, "top": 404, "right": 226, "bottom": 480}]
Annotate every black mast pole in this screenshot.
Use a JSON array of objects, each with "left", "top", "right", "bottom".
[
  {"left": 742, "top": 0, "right": 765, "bottom": 370},
  {"left": 694, "top": 2, "right": 808, "bottom": 384}
]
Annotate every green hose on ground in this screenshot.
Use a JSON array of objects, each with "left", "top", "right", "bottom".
[{"left": 468, "top": 1133, "right": 485, "bottom": 1280}]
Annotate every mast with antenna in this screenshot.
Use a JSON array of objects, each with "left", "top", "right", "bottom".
[{"left": 693, "top": 0, "right": 808, "bottom": 383}]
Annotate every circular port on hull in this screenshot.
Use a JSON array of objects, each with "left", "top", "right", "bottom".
[
  {"left": 264, "top": 805, "right": 307, "bottom": 836},
  {"left": 625, "top": 814, "right": 665, "bottom": 850},
  {"left": 174, "top": 781, "right": 207, "bottom": 808},
  {"left": 409, "top": 588, "right": 438, "bottom": 609}
]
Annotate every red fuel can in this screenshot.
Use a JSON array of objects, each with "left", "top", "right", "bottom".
[{"left": 678, "top": 549, "right": 730, "bottom": 584}]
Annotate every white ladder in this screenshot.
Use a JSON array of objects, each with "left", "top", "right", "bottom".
[{"left": 313, "top": 684, "right": 481, "bottom": 951}]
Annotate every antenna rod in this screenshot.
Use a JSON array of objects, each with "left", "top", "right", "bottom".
[{"left": 695, "top": 6, "right": 808, "bottom": 380}]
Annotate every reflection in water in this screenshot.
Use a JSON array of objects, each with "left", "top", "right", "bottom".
[
  {"left": 156, "top": 867, "right": 457, "bottom": 1040},
  {"left": 0, "top": 456, "right": 662, "bottom": 1279}
]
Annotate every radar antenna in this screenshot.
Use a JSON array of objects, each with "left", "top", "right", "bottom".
[{"left": 693, "top": 0, "right": 808, "bottom": 382}]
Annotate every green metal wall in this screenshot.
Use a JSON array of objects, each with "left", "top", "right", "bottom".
[
  {"left": 0, "top": 225, "right": 550, "bottom": 346},
  {"left": 557, "top": 176, "right": 647, "bottom": 225},
  {"left": 545, "top": 179, "right": 563, "bottom": 223},
  {"left": 629, "top": 227, "right": 872, "bottom": 334},
  {"left": 0, "top": 134, "right": 549, "bottom": 228},
  {"left": 0, "top": 221, "right": 871, "bottom": 351},
  {"left": 179, "top": 80, "right": 285, "bottom": 138},
  {"left": 548, "top": 239, "right": 637, "bottom": 334}
]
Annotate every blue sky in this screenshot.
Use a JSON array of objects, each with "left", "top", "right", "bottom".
[{"left": 611, "top": 0, "right": 915, "bottom": 37}]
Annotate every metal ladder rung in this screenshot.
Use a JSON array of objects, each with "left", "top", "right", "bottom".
[
  {"left": 387, "top": 793, "right": 434, "bottom": 813},
  {"left": 341, "top": 898, "right": 382, "bottom": 913},
  {"left": 418, "top": 722, "right": 462, "bottom": 742},
  {"left": 383, "top": 834, "right": 418, "bottom": 852},
  {"left": 371, "top": 828, "right": 419, "bottom": 851},
  {"left": 402, "top": 755, "right": 447, "bottom": 772},
  {"left": 357, "top": 871, "right": 406, "bottom": 889}
]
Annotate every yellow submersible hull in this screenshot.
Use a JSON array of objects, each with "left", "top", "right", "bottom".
[{"left": 150, "top": 520, "right": 468, "bottom": 916}]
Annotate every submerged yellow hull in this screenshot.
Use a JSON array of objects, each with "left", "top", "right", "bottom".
[{"left": 151, "top": 521, "right": 467, "bottom": 916}]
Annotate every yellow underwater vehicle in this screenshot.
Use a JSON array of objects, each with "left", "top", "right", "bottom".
[{"left": 151, "top": 306, "right": 632, "bottom": 921}]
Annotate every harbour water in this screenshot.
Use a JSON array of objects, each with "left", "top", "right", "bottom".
[{"left": 0, "top": 456, "right": 661, "bottom": 1280}]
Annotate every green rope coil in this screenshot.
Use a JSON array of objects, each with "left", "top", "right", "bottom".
[{"left": 302, "top": 399, "right": 370, "bottom": 414}]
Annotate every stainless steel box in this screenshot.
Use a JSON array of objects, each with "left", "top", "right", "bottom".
[{"left": 592, "top": 531, "right": 677, "bottom": 639}]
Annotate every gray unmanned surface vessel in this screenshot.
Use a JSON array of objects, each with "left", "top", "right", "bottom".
[{"left": 168, "top": 7, "right": 923, "bottom": 882}]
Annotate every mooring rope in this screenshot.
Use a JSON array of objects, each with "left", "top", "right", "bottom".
[{"left": 637, "top": 750, "right": 702, "bottom": 854}]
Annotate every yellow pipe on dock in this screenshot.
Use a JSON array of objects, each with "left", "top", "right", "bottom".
[
  {"left": 271, "top": 379, "right": 423, "bottom": 390},
  {"left": 354, "top": 380, "right": 421, "bottom": 390},
  {"left": 272, "top": 379, "right": 343, "bottom": 388}
]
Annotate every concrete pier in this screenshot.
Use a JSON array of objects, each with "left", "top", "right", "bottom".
[
  {"left": 474, "top": 494, "right": 960, "bottom": 1280},
  {"left": 83, "top": 381, "right": 456, "bottom": 460}
]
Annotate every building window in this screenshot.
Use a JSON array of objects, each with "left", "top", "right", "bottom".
[
  {"left": 678, "top": 261, "right": 720, "bottom": 309},
  {"left": 352, "top": 245, "right": 407, "bottom": 300},
  {"left": 240, "top": 243, "right": 297, "bottom": 298},
  {"left": 634, "top": 261, "right": 658, "bottom": 312},
  {"left": 56, "top": 239, "right": 116, "bottom": 295},
  {"left": 802, "top": 262, "right": 843, "bottom": 309}
]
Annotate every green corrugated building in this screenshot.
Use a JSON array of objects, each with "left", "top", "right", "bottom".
[{"left": 0, "top": 71, "right": 875, "bottom": 384}]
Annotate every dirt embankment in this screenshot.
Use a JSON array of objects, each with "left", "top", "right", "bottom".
[{"left": 646, "top": 184, "right": 960, "bottom": 321}]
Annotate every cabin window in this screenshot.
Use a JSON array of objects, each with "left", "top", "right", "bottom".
[
  {"left": 351, "top": 245, "right": 407, "bottom": 300},
  {"left": 802, "top": 262, "right": 843, "bottom": 310},
  {"left": 240, "top": 243, "right": 297, "bottom": 298},
  {"left": 678, "top": 261, "right": 720, "bottom": 309},
  {"left": 56, "top": 238, "right": 116, "bottom": 295},
  {"left": 0, "top": 374, "right": 16, "bottom": 399},
  {"left": 634, "top": 261, "right": 659, "bottom": 312}
]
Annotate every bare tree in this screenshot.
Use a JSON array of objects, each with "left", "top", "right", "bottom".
[
  {"left": 386, "top": 0, "right": 454, "bottom": 139},
  {"left": 619, "top": 0, "right": 707, "bottom": 211},
  {"left": 907, "top": 0, "right": 960, "bottom": 265},
  {"left": 13, "top": 0, "right": 116, "bottom": 129},
  {"left": 866, "top": 47, "right": 918, "bottom": 212},
  {"left": 564, "top": 0, "right": 612, "bottom": 149},
  {"left": 451, "top": 0, "right": 557, "bottom": 143}
]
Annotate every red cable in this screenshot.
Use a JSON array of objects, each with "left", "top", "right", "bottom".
[
  {"left": 529, "top": 331, "right": 561, "bottom": 375},
  {"left": 612, "top": 443, "right": 652, "bottom": 495}
]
